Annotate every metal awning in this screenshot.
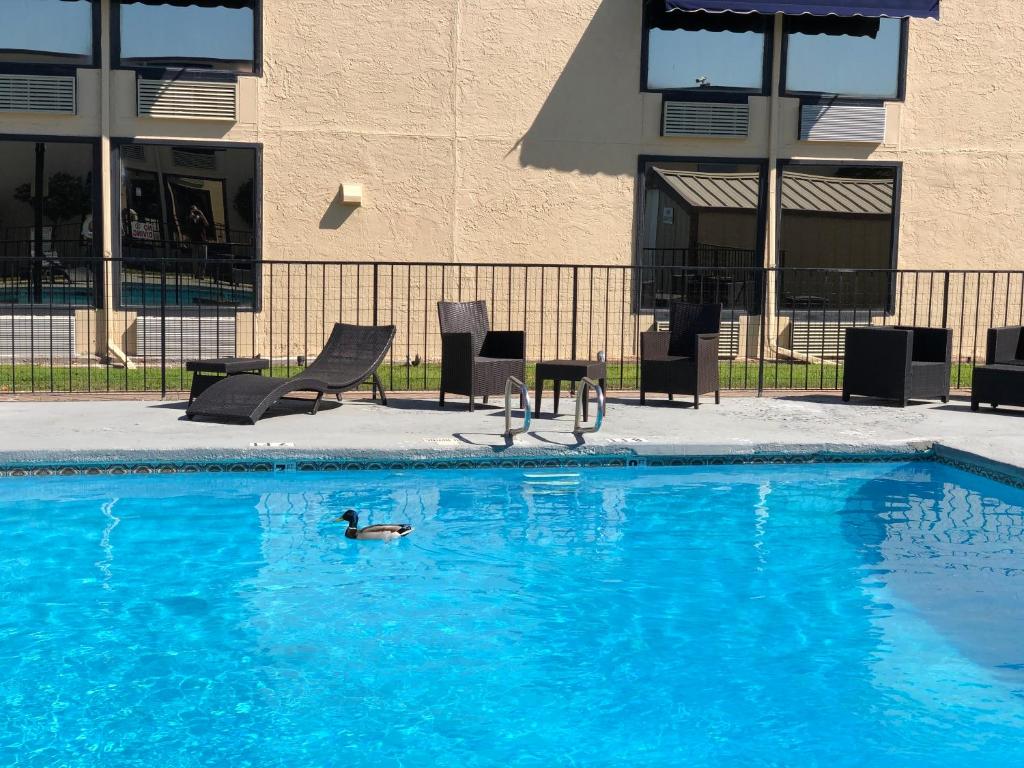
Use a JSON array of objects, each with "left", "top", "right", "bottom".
[
  {"left": 653, "top": 168, "right": 893, "bottom": 215},
  {"left": 663, "top": 1, "right": 939, "bottom": 18}
]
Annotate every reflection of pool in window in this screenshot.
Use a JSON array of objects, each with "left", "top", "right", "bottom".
[
  {"left": 785, "top": 17, "right": 903, "bottom": 99},
  {"left": 119, "top": 1, "right": 255, "bottom": 72}
]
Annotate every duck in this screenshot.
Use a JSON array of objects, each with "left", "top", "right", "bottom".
[{"left": 335, "top": 509, "right": 413, "bottom": 541}]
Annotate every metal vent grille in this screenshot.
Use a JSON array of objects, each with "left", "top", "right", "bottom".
[
  {"left": 137, "top": 77, "right": 237, "bottom": 121},
  {"left": 662, "top": 100, "right": 749, "bottom": 138},
  {"left": 136, "top": 313, "right": 236, "bottom": 360},
  {"left": 172, "top": 148, "right": 217, "bottom": 171},
  {"left": 654, "top": 318, "right": 740, "bottom": 358},
  {"left": 789, "top": 321, "right": 857, "bottom": 360},
  {"left": 799, "top": 103, "right": 886, "bottom": 143},
  {"left": 0, "top": 74, "right": 76, "bottom": 115},
  {"left": 122, "top": 144, "right": 147, "bottom": 162},
  {"left": 0, "top": 313, "right": 76, "bottom": 359}
]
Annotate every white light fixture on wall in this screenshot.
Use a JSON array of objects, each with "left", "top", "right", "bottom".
[{"left": 339, "top": 183, "right": 363, "bottom": 206}]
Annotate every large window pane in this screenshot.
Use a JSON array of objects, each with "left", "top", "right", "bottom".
[
  {"left": 645, "top": 8, "right": 766, "bottom": 92},
  {"left": 785, "top": 17, "right": 903, "bottom": 99},
  {"left": 0, "top": 140, "right": 98, "bottom": 306},
  {"left": 119, "top": 1, "right": 255, "bottom": 73},
  {"left": 118, "top": 143, "right": 258, "bottom": 310},
  {"left": 0, "top": 0, "right": 93, "bottom": 66},
  {"left": 639, "top": 161, "right": 762, "bottom": 313},
  {"left": 778, "top": 164, "right": 898, "bottom": 312}
]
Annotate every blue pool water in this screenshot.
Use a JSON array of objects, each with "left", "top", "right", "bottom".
[{"left": 2, "top": 461, "right": 1024, "bottom": 767}]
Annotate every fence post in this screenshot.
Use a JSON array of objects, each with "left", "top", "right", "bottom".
[
  {"left": 941, "top": 270, "right": 950, "bottom": 328},
  {"left": 570, "top": 266, "right": 579, "bottom": 360},
  {"left": 160, "top": 258, "right": 167, "bottom": 399},
  {"left": 756, "top": 266, "right": 769, "bottom": 396},
  {"left": 372, "top": 263, "right": 379, "bottom": 326}
]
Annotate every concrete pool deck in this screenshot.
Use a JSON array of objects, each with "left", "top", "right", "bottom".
[{"left": 2, "top": 393, "right": 1024, "bottom": 473}]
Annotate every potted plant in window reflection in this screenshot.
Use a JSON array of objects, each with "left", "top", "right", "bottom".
[{"left": 14, "top": 173, "right": 92, "bottom": 251}]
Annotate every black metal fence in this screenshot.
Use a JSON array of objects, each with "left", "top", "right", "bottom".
[{"left": 1, "top": 256, "right": 1021, "bottom": 397}]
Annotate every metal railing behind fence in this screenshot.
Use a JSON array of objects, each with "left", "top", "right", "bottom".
[{"left": 0, "top": 256, "right": 1019, "bottom": 397}]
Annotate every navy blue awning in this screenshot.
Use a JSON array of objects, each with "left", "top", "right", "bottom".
[{"left": 663, "top": 1, "right": 939, "bottom": 18}]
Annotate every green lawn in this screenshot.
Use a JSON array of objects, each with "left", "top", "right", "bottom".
[{"left": 0, "top": 361, "right": 978, "bottom": 395}]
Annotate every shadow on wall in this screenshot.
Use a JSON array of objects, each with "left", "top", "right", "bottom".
[
  {"left": 319, "top": 188, "right": 359, "bottom": 230},
  {"left": 515, "top": 0, "right": 644, "bottom": 176}
]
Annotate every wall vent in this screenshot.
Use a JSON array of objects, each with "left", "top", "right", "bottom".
[
  {"left": 799, "top": 103, "right": 885, "bottom": 143},
  {"left": 0, "top": 313, "right": 76, "bottom": 359},
  {"left": 789, "top": 321, "right": 857, "bottom": 360},
  {"left": 655, "top": 318, "right": 741, "bottom": 358},
  {"left": 662, "top": 100, "right": 749, "bottom": 138},
  {"left": 136, "top": 312, "right": 236, "bottom": 360},
  {"left": 0, "top": 74, "right": 76, "bottom": 115},
  {"left": 137, "top": 77, "right": 237, "bottom": 121},
  {"left": 172, "top": 148, "right": 217, "bottom": 171},
  {"left": 122, "top": 144, "right": 147, "bottom": 162}
]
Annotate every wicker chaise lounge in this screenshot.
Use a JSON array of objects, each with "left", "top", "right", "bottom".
[
  {"left": 437, "top": 300, "right": 525, "bottom": 411},
  {"left": 640, "top": 301, "right": 721, "bottom": 408},
  {"left": 971, "top": 325, "right": 1024, "bottom": 411},
  {"left": 842, "top": 325, "right": 951, "bottom": 406},
  {"left": 186, "top": 323, "right": 396, "bottom": 424}
]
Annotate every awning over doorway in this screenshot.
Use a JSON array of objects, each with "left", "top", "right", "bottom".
[{"left": 663, "top": 1, "right": 939, "bottom": 18}]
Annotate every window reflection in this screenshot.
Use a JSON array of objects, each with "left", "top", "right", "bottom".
[
  {"left": 0, "top": 140, "right": 98, "bottom": 306},
  {"left": 0, "top": 0, "right": 93, "bottom": 66},
  {"left": 639, "top": 161, "right": 762, "bottom": 313},
  {"left": 119, "top": 1, "right": 255, "bottom": 72},
  {"left": 118, "top": 143, "right": 258, "bottom": 309},
  {"left": 785, "top": 17, "right": 903, "bottom": 99},
  {"left": 645, "top": 6, "right": 767, "bottom": 92},
  {"left": 778, "top": 165, "right": 898, "bottom": 312}
]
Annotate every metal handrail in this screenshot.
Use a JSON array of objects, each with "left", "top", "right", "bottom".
[
  {"left": 503, "top": 376, "right": 532, "bottom": 440},
  {"left": 573, "top": 376, "right": 605, "bottom": 435}
]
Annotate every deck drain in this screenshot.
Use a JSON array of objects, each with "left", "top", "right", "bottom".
[
  {"left": 423, "top": 437, "right": 460, "bottom": 445},
  {"left": 249, "top": 442, "right": 295, "bottom": 448},
  {"left": 604, "top": 437, "right": 648, "bottom": 444}
]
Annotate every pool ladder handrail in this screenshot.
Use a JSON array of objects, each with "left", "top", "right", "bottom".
[
  {"left": 573, "top": 376, "right": 605, "bottom": 435},
  {"left": 503, "top": 376, "right": 532, "bottom": 440}
]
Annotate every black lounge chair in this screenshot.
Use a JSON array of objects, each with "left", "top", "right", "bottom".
[
  {"left": 971, "top": 325, "right": 1024, "bottom": 411},
  {"left": 640, "top": 301, "right": 721, "bottom": 408},
  {"left": 438, "top": 299, "right": 525, "bottom": 411},
  {"left": 842, "top": 325, "right": 951, "bottom": 406},
  {"left": 186, "top": 322, "right": 396, "bottom": 424}
]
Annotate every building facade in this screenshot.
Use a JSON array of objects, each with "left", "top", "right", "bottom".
[{"left": 0, "top": 0, "right": 1015, "bottom": 368}]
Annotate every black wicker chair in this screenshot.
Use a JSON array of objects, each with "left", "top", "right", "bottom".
[
  {"left": 437, "top": 300, "right": 525, "bottom": 411},
  {"left": 640, "top": 301, "right": 721, "bottom": 408},
  {"left": 186, "top": 323, "right": 396, "bottom": 424},
  {"left": 971, "top": 325, "right": 1024, "bottom": 412},
  {"left": 842, "top": 325, "right": 951, "bottom": 407}
]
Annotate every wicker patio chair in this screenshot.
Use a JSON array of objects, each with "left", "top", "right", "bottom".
[
  {"left": 971, "top": 325, "right": 1024, "bottom": 411},
  {"left": 437, "top": 300, "right": 525, "bottom": 411},
  {"left": 842, "top": 325, "right": 951, "bottom": 407},
  {"left": 640, "top": 301, "right": 721, "bottom": 408},
  {"left": 186, "top": 322, "right": 396, "bottom": 424}
]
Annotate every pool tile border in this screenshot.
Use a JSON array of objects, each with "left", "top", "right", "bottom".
[{"left": 2, "top": 445, "right": 1022, "bottom": 489}]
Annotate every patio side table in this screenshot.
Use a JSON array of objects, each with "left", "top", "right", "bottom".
[
  {"left": 534, "top": 359, "right": 607, "bottom": 420},
  {"left": 185, "top": 356, "right": 270, "bottom": 405}
]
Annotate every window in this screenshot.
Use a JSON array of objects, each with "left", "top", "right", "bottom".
[
  {"left": 784, "top": 16, "right": 905, "bottom": 99},
  {"left": 0, "top": 138, "right": 99, "bottom": 306},
  {"left": 643, "top": 4, "right": 768, "bottom": 94},
  {"left": 638, "top": 159, "right": 763, "bottom": 313},
  {"left": 0, "top": 0, "right": 95, "bottom": 67},
  {"left": 117, "top": 142, "right": 259, "bottom": 309},
  {"left": 117, "top": 0, "right": 257, "bottom": 74},
  {"left": 778, "top": 164, "right": 899, "bottom": 312}
]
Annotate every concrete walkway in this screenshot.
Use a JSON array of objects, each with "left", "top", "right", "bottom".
[{"left": 2, "top": 393, "right": 1023, "bottom": 470}]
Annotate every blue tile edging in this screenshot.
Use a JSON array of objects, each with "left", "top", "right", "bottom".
[{"left": 1, "top": 444, "right": 1022, "bottom": 489}]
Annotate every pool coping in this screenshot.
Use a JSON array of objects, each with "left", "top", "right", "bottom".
[{"left": 2, "top": 440, "right": 1023, "bottom": 489}]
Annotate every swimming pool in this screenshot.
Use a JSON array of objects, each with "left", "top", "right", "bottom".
[{"left": 2, "top": 460, "right": 1024, "bottom": 766}]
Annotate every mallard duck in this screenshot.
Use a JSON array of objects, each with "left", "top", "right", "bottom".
[{"left": 335, "top": 509, "right": 413, "bottom": 541}]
